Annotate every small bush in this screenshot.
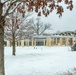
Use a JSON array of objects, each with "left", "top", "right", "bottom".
[
  {"left": 56, "top": 68, "right": 76, "bottom": 75},
  {"left": 56, "top": 71, "right": 73, "bottom": 75}
]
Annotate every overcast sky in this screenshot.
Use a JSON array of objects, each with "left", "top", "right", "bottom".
[{"left": 31, "top": 0, "right": 76, "bottom": 33}]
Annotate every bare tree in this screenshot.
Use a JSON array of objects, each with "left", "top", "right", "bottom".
[
  {"left": 31, "top": 18, "right": 52, "bottom": 35},
  {"left": 5, "top": 12, "right": 32, "bottom": 55},
  {"left": 0, "top": 0, "right": 73, "bottom": 75}
]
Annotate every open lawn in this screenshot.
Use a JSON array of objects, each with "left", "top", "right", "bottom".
[{"left": 4, "top": 46, "right": 76, "bottom": 75}]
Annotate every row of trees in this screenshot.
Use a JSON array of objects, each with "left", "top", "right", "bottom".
[{"left": 0, "top": 0, "right": 73, "bottom": 75}]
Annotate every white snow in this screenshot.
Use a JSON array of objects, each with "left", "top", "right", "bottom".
[{"left": 4, "top": 46, "right": 76, "bottom": 75}]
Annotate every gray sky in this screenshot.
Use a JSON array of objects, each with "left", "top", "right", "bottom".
[{"left": 32, "top": 0, "right": 76, "bottom": 33}]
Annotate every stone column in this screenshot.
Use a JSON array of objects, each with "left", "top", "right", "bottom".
[
  {"left": 48, "top": 38, "right": 51, "bottom": 46},
  {"left": 50, "top": 38, "right": 51, "bottom": 46},
  {"left": 15, "top": 42, "right": 17, "bottom": 46},
  {"left": 72, "top": 37, "right": 75, "bottom": 45},
  {"left": 46, "top": 38, "right": 48, "bottom": 46},
  {"left": 21, "top": 40, "right": 24, "bottom": 47},
  {"left": 66, "top": 38, "right": 69, "bottom": 46},
  {"left": 60, "top": 38, "right": 62, "bottom": 46},
  {"left": 7, "top": 40, "right": 10, "bottom": 47},
  {"left": 32, "top": 39, "right": 34, "bottom": 46}
]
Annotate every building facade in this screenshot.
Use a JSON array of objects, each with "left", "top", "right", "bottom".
[{"left": 4, "top": 35, "right": 75, "bottom": 47}]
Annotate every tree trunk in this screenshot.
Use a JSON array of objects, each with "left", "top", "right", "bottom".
[
  {"left": 0, "top": 24, "right": 5, "bottom": 75},
  {"left": 12, "top": 33, "right": 16, "bottom": 56}
]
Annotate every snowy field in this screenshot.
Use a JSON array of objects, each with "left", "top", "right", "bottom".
[{"left": 4, "top": 46, "right": 76, "bottom": 75}]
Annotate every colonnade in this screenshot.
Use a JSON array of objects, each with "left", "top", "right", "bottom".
[{"left": 5, "top": 37, "right": 74, "bottom": 47}]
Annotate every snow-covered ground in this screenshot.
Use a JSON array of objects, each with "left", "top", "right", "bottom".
[{"left": 4, "top": 46, "right": 76, "bottom": 75}]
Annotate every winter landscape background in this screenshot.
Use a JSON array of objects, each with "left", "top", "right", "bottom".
[{"left": 3, "top": 0, "right": 76, "bottom": 75}]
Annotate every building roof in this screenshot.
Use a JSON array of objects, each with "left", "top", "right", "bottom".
[{"left": 33, "top": 35, "right": 73, "bottom": 39}]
